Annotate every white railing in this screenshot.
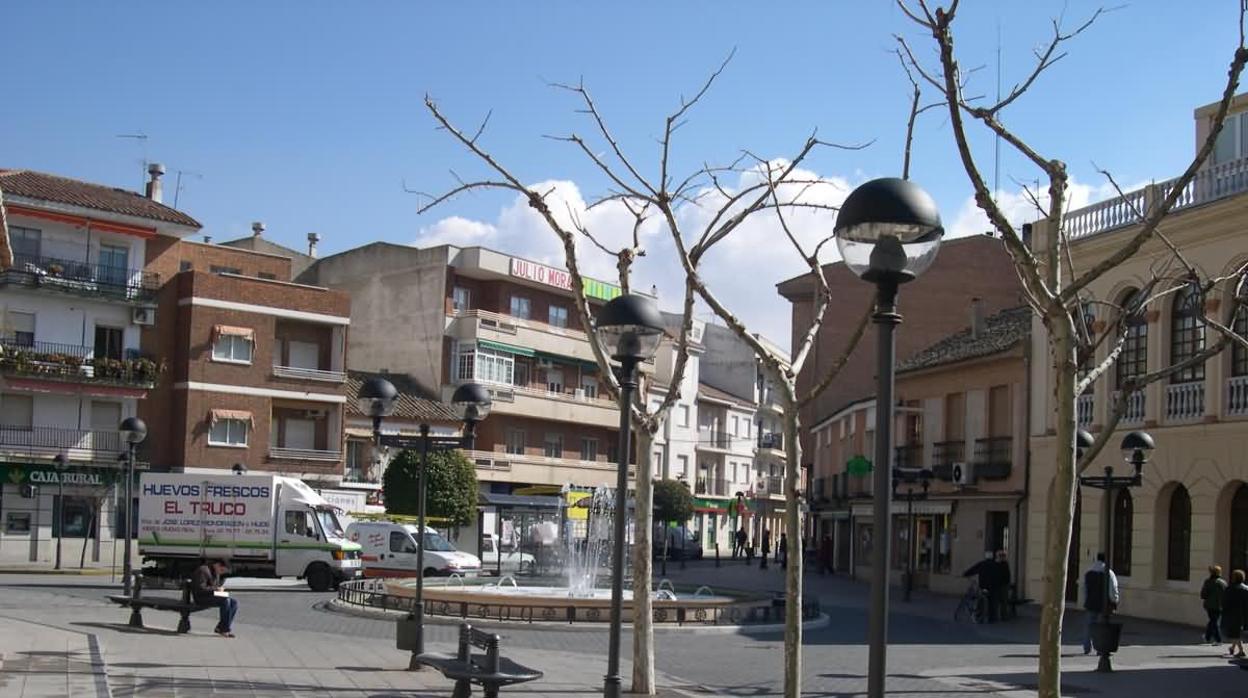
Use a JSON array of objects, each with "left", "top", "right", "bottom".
[
  {"left": 463, "top": 449, "right": 636, "bottom": 477},
  {"left": 1112, "top": 390, "right": 1146, "bottom": 424},
  {"left": 1227, "top": 375, "right": 1248, "bottom": 416},
  {"left": 1165, "top": 381, "right": 1205, "bottom": 422},
  {"left": 272, "top": 365, "right": 346, "bottom": 382},
  {"left": 1076, "top": 393, "right": 1095, "bottom": 428},
  {"left": 269, "top": 447, "right": 342, "bottom": 462},
  {"left": 483, "top": 382, "right": 616, "bottom": 408},
  {"left": 1065, "top": 155, "right": 1248, "bottom": 241},
  {"left": 452, "top": 309, "right": 590, "bottom": 342}
]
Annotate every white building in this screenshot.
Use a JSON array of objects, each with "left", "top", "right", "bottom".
[{"left": 0, "top": 167, "right": 199, "bottom": 566}]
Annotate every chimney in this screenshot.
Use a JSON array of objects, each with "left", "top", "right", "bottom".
[
  {"left": 307, "top": 232, "right": 321, "bottom": 258},
  {"left": 252, "top": 221, "right": 265, "bottom": 237},
  {"left": 145, "top": 163, "right": 165, "bottom": 203},
  {"left": 970, "top": 297, "right": 985, "bottom": 338},
  {"left": 203, "top": 235, "right": 212, "bottom": 244}
]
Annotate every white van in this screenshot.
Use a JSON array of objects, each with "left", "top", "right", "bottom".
[
  {"left": 346, "top": 521, "right": 482, "bottom": 578},
  {"left": 478, "top": 533, "right": 536, "bottom": 576}
]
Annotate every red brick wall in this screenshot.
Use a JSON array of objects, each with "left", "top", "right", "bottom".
[
  {"left": 473, "top": 415, "right": 617, "bottom": 463},
  {"left": 146, "top": 238, "right": 292, "bottom": 282}
]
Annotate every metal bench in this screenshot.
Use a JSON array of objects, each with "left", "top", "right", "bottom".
[
  {"left": 107, "top": 574, "right": 214, "bottom": 634},
  {"left": 417, "top": 622, "right": 542, "bottom": 697}
]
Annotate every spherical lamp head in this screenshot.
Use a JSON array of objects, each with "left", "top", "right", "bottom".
[
  {"left": 119, "top": 416, "right": 148, "bottom": 445},
  {"left": 593, "top": 294, "right": 664, "bottom": 362},
  {"left": 1076, "top": 429, "right": 1095, "bottom": 456},
  {"left": 1120, "top": 430, "right": 1155, "bottom": 468},
  {"left": 357, "top": 376, "right": 398, "bottom": 419},
  {"left": 452, "top": 382, "right": 492, "bottom": 424},
  {"left": 834, "top": 177, "right": 944, "bottom": 284}
]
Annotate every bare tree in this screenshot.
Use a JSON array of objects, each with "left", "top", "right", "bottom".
[
  {"left": 896, "top": 2, "right": 1248, "bottom": 696},
  {"left": 420, "top": 58, "right": 875, "bottom": 696}
]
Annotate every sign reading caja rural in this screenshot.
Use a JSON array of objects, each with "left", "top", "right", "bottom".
[{"left": 509, "top": 258, "right": 622, "bottom": 302}]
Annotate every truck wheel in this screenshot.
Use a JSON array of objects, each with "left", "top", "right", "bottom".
[
  {"left": 306, "top": 564, "right": 333, "bottom": 592},
  {"left": 423, "top": 567, "right": 439, "bottom": 578}
]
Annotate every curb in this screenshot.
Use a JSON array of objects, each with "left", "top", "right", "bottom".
[{"left": 0, "top": 568, "right": 120, "bottom": 576}]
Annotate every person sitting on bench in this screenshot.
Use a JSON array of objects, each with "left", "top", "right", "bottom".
[{"left": 192, "top": 560, "right": 238, "bottom": 638}]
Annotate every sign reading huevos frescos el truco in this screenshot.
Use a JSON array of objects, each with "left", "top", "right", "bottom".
[{"left": 509, "top": 258, "right": 622, "bottom": 302}]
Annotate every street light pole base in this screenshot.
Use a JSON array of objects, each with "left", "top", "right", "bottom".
[
  {"left": 603, "top": 674, "right": 621, "bottom": 698},
  {"left": 1095, "top": 652, "right": 1113, "bottom": 673}
]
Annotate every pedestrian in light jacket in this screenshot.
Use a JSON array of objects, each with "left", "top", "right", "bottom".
[{"left": 1201, "top": 565, "right": 1226, "bottom": 644}]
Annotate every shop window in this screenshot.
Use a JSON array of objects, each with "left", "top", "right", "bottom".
[{"left": 52, "top": 496, "right": 95, "bottom": 539}]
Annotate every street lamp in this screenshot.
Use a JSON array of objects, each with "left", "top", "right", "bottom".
[
  {"left": 835, "top": 177, "right": 943, "bottom": 698},
  {"left": 892, "top": 467, "right": 933, "bottom": 603},
  {"left": 1077, "top": 429, "right": 1153, "bottom": 673},
  {"left": 118, "top": 416, "right": 147, "bottom": 596},
  {"left": 53, "top": 454, "right": 67, "bottom": 571},
  {"left": 360, "top": 376, "right": 490, "bottom": 667},
  {"left": 593, "top": 293, "right": 664, "bottom": 698}
]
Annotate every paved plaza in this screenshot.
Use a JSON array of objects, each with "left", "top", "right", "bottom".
[{"left": 0, "top": 561, "right": 1245, "bottom": 697}]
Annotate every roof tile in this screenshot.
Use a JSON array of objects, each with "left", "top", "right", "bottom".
[
  {"left": 0, "top": 169, "right": 201, "bottom": 228},
  {"left": 897, "top": 306, "right": 1031, "bottom": 372}
]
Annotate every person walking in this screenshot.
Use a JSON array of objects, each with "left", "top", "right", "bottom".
[
  {"left": 819, "top": 533, "right": 834, "bottom": 575},
  {"left": 988, "top": 550, "right": 1011, "bottom": 622},
  {"left": 735, "top": 527, "right": 747, "bottom": 560},
  {"left": 1081, "top": 553, "right": 1120, "bottom": 655},
  {"left": 760, "top": 529, "right": 771, "bottom": 570},
  {"left": 1201, "top": 565, "right": 1227, "bottom": 645},
  {"left": 1221, "top": 569, "right": 1248, "bottom": 658},
  {"left": 779, "top": 533, "right": 789, "bottom": 570},
  {"left": 192, "top": 559, "right": 239, "bottom": 638}
]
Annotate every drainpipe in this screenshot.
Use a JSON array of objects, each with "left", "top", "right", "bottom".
[{"left": 1015, "top": 322, "right": 1034, "bottom": 601}]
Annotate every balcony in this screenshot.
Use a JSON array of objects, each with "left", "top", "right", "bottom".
[
  {"left": 268, "top": 447, "right": 342, "bottom": 462},
  {"left": 1228, "top": 375, "right": 1248, "bottom": 416},
  {"left": 475, "top": 382, "right": 619, "bottom": 428},
  {"left": 757, "top": 432, "right": 784, "bottom": 452},
  {"left": 1077, "top": 392, "right": 1095, "bottom": 428},
  {"left": 447, "top": 309, "right": 596, "bottom": 364},
  {"left": 695, "top": 477, "right": 730, "bottom": 496},
  {"left": 931, "top": 440, "right": 965, "bottom": 480},
  {"left": 2, "top": 254, "right": 159, "bottom": 303},
  {"left": 272, "top": 365, "right": 346, "bottom": 383},
  {"left": 1165, "top": 381, "right": 1205, "bottom": 422},
  {"left": 0, "top": 338, "right": 160, "bottom": 389},
  {"left": 973, "top": 437, "right": 1012, "bottom": 479},
  {"left": 462, "top": 449, "right": 633, "bottom": 486},
  {"left": 757, "top": 475, "right": 784, "bottom": 497},
  {"left": 696, "top": 430, "right": 731, "bottom": 451},
  {"left": 0, "top": 424, "right": 125, "bottom": 462},
  {"left": 1112, "top": 390, "right": 1146, "bottom": 424},
  {"left": 1064, "top": 155, "right": 1248, "bottom": 241},
  {"left": 894, "top": 444, "right": 922, "bottom": 470}
]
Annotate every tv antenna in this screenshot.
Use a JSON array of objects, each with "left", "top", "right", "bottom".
[
  {"left": 115, "top": 133, "right": 149, "bottom": 189},
  {"left": 173, "top": 169, "right": 203, "bottom": 209}
]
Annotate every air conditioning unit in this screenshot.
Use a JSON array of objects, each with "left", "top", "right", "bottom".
[
  {"left": 132, "top": 306, "right": 156, "bottom": 326},
  {"left": 951, "top": 461, "right": 974, "bottom": 487}
]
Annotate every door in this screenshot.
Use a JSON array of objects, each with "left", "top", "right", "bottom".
[
  {"left": 1231, "top": 484, "right": 1248, "bottom": 574},
  {"left": 94, "top": 326, "right": 124, "bottom": 361},
  {"left": 98, "top": 245, "right": 129, "bottom": 288},
  {"left": 288, "top": 341, "right": 320, "bottom": 370},
  {"left": 276, "top": 508, "right": 320, "bottom": 577},
  {"left": 986, "top": 511, "right": 1010, "bottom": 555},
  {"left": 386, "top": 529, "right": 421, "bottom": 577}
]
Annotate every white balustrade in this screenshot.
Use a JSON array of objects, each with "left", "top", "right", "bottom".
[
  {"left": 1112, "top": 390, "right": 1146, "bottom": 424},
  {"left": 1227, "top": 376, "right": 1248, "bottom": 416},
  {"left": 1076, "top": 393, "right": 1095, "bottom": 428},
  {"left": 1165, "top": 381, "right": 1205, "bottom": 422}
]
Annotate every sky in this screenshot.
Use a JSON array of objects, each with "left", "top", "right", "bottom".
[{"left": 3, "top": 2, "right": 1241, "bottom": 348}]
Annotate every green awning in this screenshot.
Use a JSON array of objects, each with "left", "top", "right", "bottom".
[
  {"left": 535, "top": 351, "right": 598, "bottom": 371},
  {"left": 478, "top": 339, "right": 535, "bottom": 357}
]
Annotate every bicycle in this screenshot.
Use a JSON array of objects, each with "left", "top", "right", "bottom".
[{"left": 954, "top": 582, "right": 988, "bottom": 623}]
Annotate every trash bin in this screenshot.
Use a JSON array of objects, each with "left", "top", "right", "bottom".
[
  {"left": 396, "top": 613, "right": 422, "bottom": 652},
  {"left": 1090, "top": 620, "right": 1122, "bottom": 654}
]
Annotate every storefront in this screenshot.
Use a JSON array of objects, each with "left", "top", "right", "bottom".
[
  {"left": 850, "top": 499, "right": 954, "bottom": 587},
  {"left": 0, "top": 463, "right": 125, "bottom": 566}
]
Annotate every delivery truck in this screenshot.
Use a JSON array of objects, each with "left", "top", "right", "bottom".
[{"left": 138, "top": 473, "right": 363, "bottom": 591}]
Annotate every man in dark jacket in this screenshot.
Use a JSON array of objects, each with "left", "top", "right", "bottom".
[
  {"left": 1082, "top": 553, "right": 1119, "bottom": 654},
  {"left": 963, "top": 551, "right": 1008, "bottom": 622},
  {"left": 192, "top": 560, "right": 238, "bottom": 637},
  {"left": 1201, "top": 564, "right": 1226, "bottom": 644},
  {"left": 760, "top": 530, "right": 771, "bottom": 570}
]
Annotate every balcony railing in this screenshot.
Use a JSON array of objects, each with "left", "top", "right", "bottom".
[
  {"left": 1065, "top": 155, "right": 1248, "bottom": 241},
  {"left": 1228, "top": 375, "right": 1248, "bottom": 416},
  {"left": 698, "top": 430, "right": 731, "bottom": 450},
  {"left": 695, "top": 477, "right": 730, "bottom": 496},
  {"left": 894, "top": 444, "right": 922, "bottom": 470},
  {"left": 272, "top": 365, "right": 347, "bottom": 383},
  {"left": 1112, "top": 390, "right": 1146, "bottom": 424},
  {"left": 2, "top": 253, "right": 160, "bottom": 302},
  {"left": 269, "top": 447, "right": 343, "bottom": 462},
  {"left": 0, "top": 424, "right": 125, "bottom": 461},
  {"left": 1165, "top": 381, "right": 1205, "bottom": 422},
  {"left": 0, "top": 337, "right": 160, "bottom": 388},
  {"left": 930, "top": 440, "right": 965, "bottom": 480},
  {"left": 758, "top": 475, "right": 784, "bottom": 496},
  {"left": 973, "top": 437, "right": 1012, "bottom": 479},
  {"left": 757, "top": 432, "right": 783, "bottom": 451},
  {"left": 1077, "top": 392, "right": 1095, "bottom": 428}
]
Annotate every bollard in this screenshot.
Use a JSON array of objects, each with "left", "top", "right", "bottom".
[{"left": 714, "top": 542, "right": 720, "bottom": 568}]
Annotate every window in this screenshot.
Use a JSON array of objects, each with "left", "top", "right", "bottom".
[
  {"left": 676, "top": 455, "right": 689, "bottom": 479},
  {"left": 548, "top": 305, "right": 568, "bottom": 328},
  {"left": 678, "top": 405, "right": 690, "bottom": 427},
  {"left": 543, "top": 433, "right": 563, "bottom": 458},
  {"left": 9, "top": 226, "right": 41, "bottom": 261},
  {"left": 94, "top": 326, "right": 124, "bottom": 361},
  {"left": 390, "top": 531, "right": 416, "bottom": 553},
  {"left": 1115, "top": 290, "right": 1148, "bottom": 387},
  {"left": 7, "top": 311, "right": 35, "bottom": 346},
  {"left": 90, "top": 401, "right": 122, "bottom": 435},
  {"left": 505, "top": 428, "right": 526, "bottom": 455},
  {"left": 98, "top": 245, "right": 129, "bottom": 287},
  {"left": 345, "top": 440, "right": 369, "bottom": 482},
  {"left": 1110, "top": 488, "right": 1133, "bottom": 576},
  {"left": 1166, "top": 485, "right": 1191, "bottom": 581},
  {"left": 579, "top": 375, "right": 597, "bottom": 398},
  {"left": 1169, "top": 283, "right": 1205, "bottom": 384},
  {"left": 52, "top": 496, "right": 94, "bottom": 538},
  {"left": 732, "top": 416, "right": 739, "bottom": 436},
  {"left": 1213, "top": 112, "right": 1248, "bottom": 165},
  {"left": 210, "top": 265, "right": 242, "bottom": 275},
  {"left": 514, "top": 360, "right": 530, "bottom": 388},
  {"left": 509, "top": 295, "right": 531, "bottom": 320},
  {"left": 1076, "top": 303, "right": 1097, "bottom": 392},
  {"left": 209, "top": 418, "right": 249, "bottom": 446},
  {"left": 456, "top": 345, "right": 476, "bottom": 382},
  {"left": 286, "top": 340, "right": 320, "bottom": 370},
  {"left": 212, "top": 335, "right": 254, "bottom": 363},
  {"left": 452, "top": 286, "right": 471, "bottom": 313},
  {"left": 1233, "top": 281, "right": 1248, "bottom": 376},
  {"left": 457, "top": 345, "right": 514, "bottom": 386},
  {"left": 0, "top": 394, "right": 33, "bottom": 429},
  {"left": 546, "top": 368, "right": 564, "bottom": 394},
  {"left": 179, "top": 261, "right": 193, "bottom": 272},
  {"left": 284, "top": 510, "right": 315, "bottom": 537},
  {"left": 281, "top": 417, "right": 316, "bottom": 449},
  {"left": 581, "top": 438, "right": 598, "bottom": 461}
]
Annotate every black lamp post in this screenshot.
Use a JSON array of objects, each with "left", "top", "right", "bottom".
[
  {"left": 53, "top": 454, "right": 67, "bottom": 571},
  {"left": 593, "top": 294, "right": 664, "bottom": 698},
  {"left": 359, "top": 376, "right": 490, "bottom": 667},
  {"left": 835, "top": 177, "right": 944, "bottom": 698},
  {"left": 119, "top": 416, "right": 147, "bottom": 596},
  {"left": 892, "top": 467, "right": 933, "bottom": 603},
  {"left": 1077, "top": 428, "right": 1153, "bottom": 673}
]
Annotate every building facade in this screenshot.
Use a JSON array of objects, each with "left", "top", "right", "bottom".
[
  {"left": 0, "top": 167, "right": 199, "bottom": 564},
  {"left": 1026, "top": 93, "right": 1248, "bottom": 626}
]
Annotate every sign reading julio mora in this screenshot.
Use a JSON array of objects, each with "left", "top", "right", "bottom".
[{"left": 509, "top": 258, "right": 622, "bottom": 302}]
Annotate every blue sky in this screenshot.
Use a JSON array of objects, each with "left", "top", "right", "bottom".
[{"left": 4, "top": 2, "right": 1241, "bottom": 344}]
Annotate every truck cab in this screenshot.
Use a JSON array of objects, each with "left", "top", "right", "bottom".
[{"left": 347, "top": 521, "right": 482, "bottom": 578}]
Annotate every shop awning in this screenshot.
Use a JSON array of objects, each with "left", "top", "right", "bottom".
[
  {"left": 478, "top": 492, "right": 562, "bottom": 509},
  {"left": 534, "top": 351, "right": 598, "bottom": 371},
  {"left": 477, "top": 339, "right": 535, "bottom": 357},
  {"left": 850, "top": 500, "right": 953, "bottom": 517},
  {"left": 213, "top": 325, "right": 255, "bottom": 340},
  {"left": 210, "top": 409, "right": 255, "bottom": 426}
]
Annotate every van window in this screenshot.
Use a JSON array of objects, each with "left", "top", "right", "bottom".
[
  {"left": 422, "top": 531, "right": 456, "bottom": 552},
  {"left": 390, "top": 531, "right": 417, "bottom": 553},
  {"left": 481, "top": 537, "right": 495, "bottom": 554},
  {"left": 285, "top": 511, "right": 315, "bottom": 537}
]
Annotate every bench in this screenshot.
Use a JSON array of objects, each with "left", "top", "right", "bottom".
[
  {"left": 417, "top": 622, "right": 542, "bottom": 697},
  {"left": 107, "top": 574, "right": 214, "bottom": 634}
]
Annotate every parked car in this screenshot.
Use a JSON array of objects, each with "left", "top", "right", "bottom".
[
  {"left": 652, "top": 525, "right": 703, "bottom": 560},
  {"left": 346, "top": 521, "right": 481, "bottom": 578},
  {"left": 477, "top": 533, "right": 536, "bottom": 576}
]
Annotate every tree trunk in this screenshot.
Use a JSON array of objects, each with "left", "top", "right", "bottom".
[
  {"left": 1037, "top": 313, "right": 1079, "bottom": 698},
  {"left": 782, "top": 391, "right": 803, "bottom": 698},
  {"left": 631, "top": 430, "right": 656, "bottom": 694}
]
